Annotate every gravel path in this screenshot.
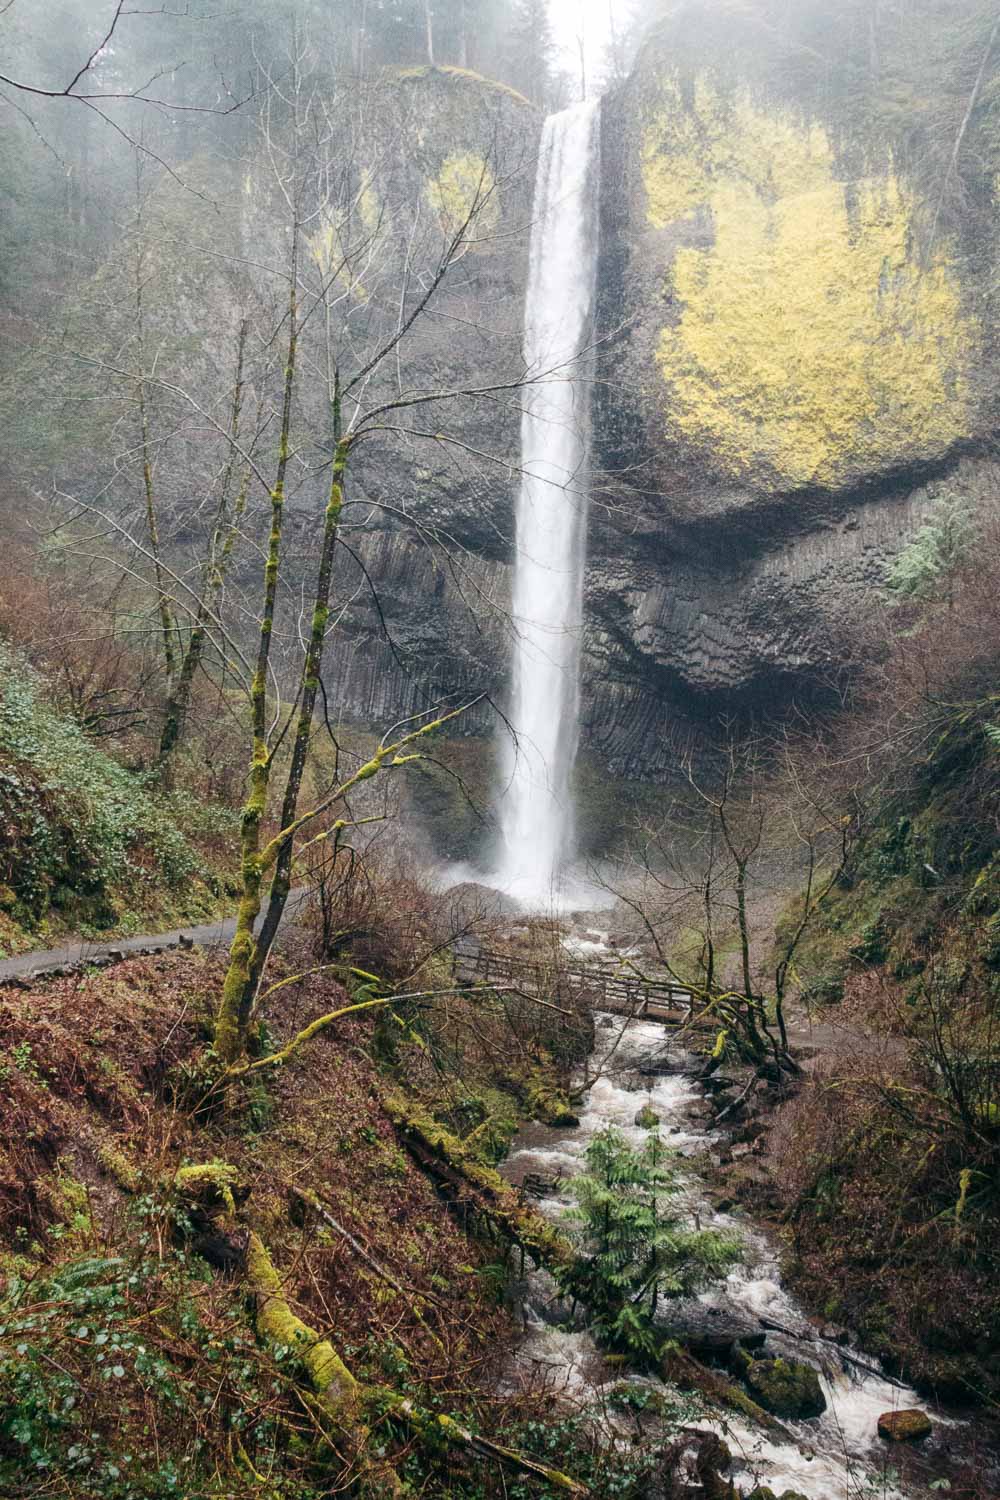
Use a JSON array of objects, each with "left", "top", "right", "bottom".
[{"left": 0, "top": 890, "right": 311, "bottom": 982}]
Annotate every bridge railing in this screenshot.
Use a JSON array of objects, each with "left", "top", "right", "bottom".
[{"left": 471, "top": 949, "right": 694, "bottom": 1019}]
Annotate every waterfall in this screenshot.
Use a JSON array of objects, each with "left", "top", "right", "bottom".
[{"left": 495, "top": 100, "right": 601, "bottom": 908}]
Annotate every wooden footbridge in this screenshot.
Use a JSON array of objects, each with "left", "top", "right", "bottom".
[{"left": 467, "top": 948, "right": 696, "bottom": 1025}]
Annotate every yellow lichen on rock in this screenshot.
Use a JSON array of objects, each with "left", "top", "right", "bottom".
[
  {"left": 427, "top": 152, "right": 499, "bottom": 244},
  {"left": 642, "top": 79, "right": 974, "bottom": 487}
]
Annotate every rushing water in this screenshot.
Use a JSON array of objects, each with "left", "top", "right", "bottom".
[
  {"left": 493, "top": 101, "right": 601, "bottom": 908},
  {"left": 500, "top": 1002, "right": 996, "bottom": 1500}
]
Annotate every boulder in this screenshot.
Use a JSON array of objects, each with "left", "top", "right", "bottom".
[
  {"left": 739, "top": 1354, "right": 827, "bottom": 1420},
  {"left": 877, "top": 1409, "right": 932, "bottom": 1442},
  {"left": 745, "top": 1491, "right": 810, "bottom": 1500},
  {"left": 634, "top": 1103, "right": 661, "bottom": 1129},
  {"left": 668, "top": 1306, "right": 766, "bottom": 1366}
]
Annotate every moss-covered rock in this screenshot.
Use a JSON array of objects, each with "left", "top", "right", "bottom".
[
  {"left": 634, "top": 1104, "right": 660, "bottom": 1129},
  {"left": 509, "top": 1065, "right": 580, "bottom": 1127},
  {"left": 739, "top": 1354, "right": 826, "bottom": 1419},
  {"left": 877, "top": 1409, "right": 932, "bottom": 1442}
]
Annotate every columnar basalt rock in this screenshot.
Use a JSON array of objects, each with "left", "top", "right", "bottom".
[{"left": 585, "top": 0, "right": 1000, "bottom": 760}]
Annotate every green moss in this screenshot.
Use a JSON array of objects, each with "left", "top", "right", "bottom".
[
  {"left": 878, "top": 1409, "right": 932, "bottom": 1442},
  {"left": 381, "top": 1086, "right": 575, "bottom": 1270},
  {"left": 738, "top": 1354, "right": 826, "bottom": 1419},
  {"left": 392, "top": 63, "right": 533, "bottom": 109},
  {"left": 174, "top": 1161, "right": 240, "bottom": 1217},
  {"left": 246, "top": 1231, "right": 359, "bottom": 1417},
  {"left": 513, "top": 1065, "right": 580, "bottom": 1127},
  {"left": 426, "top": 151, "right": 499, "bottom": 244},
  {"left": 97, "top": 1143, "right": 140, "bottom": 1192}
]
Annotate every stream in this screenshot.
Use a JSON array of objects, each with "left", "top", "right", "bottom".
[{"left": 499, "top": 1005, "right": 999, "bottom": 1500}]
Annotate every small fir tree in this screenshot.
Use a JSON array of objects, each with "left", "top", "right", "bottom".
[
  {"left": 885, "top": 493, "right": 978, "bottom": 608},
  {"left": 559, "top": 1126, "right": 740, "bottom": 1359}
]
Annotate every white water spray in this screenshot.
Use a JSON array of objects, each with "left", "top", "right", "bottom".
[{"left": 495, "top": 100, "right": 601, "bottom": 907}]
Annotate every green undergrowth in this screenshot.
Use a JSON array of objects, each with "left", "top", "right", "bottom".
[
  {"left": 778, "top": 697, "right": 1000, "bottom": 1008},
  {"left": 0, "top": 946, "right": 677, "bottom": 1497},
  {"left": 768, "top": 697, "right": 1000, "bottom": 1400},
  {"left": 0, "top": 644, "right": 237, "bottom": 954}
]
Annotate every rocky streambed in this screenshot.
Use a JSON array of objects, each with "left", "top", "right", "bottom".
[{"left": 498, "top": 1008, "right": 999, "bottom": 1500}]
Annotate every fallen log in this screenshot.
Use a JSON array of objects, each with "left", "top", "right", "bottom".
[
  {"left": 380, "top": 1085, "right": 575, "bottom": 1271},
  {"left": 662, "top": 1346, "right": 798, "bottom": 1443},
  {"left": 175, "top": 1163, "right": 590, "bottom": 1495},
  {"left": 387, "top": 1398, "right": 589, "bottom": 1494},
  {"left": 757, "top": 1315, "right": 910, "bottom": 1390}
]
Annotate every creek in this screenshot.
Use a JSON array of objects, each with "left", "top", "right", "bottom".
[{"left": 499, "top": 1002, "right": 998, "bottom": 1500}]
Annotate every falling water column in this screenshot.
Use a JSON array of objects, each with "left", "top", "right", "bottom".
[{"left": 496, "top": 101, "right": 601, "bottom": 907}]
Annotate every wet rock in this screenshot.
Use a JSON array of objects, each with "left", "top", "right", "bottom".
[
  {"left": 666, "top": 1306, "right": 766, "bottom": 1367},
  {"left": 634, "top": 1104, "right": 661, "bottom": 1129},
  {"left": 682, "top": 1329, "right": 738, "bottom": 1365},
  {"left": 702, "top": 1075, "right": 740, "bottom": 1094},
  {"left": 521, "top": 1171, "right": 562, "bottom": 1199},
  {"left": 807, "top": 1316, "right": 849, "bottom": 1345},
  {"left": 738, "top": 1328, "right": 768, "bottom": 1352},
  {"left": 745, "top": 1487, "right": 813, "bottom": 1500},
  {"left": 738, "top": 1353, "right": 827, "bottom": 1419},
  {"left": 697, "top": 1439, "right": 737, "bottom": 1500},
  {"left": 708, "top": 1191, "right": 736, "bottom": 1213},
  {"left": 877, "top": 1409, "right": 932, "bottom": 1442}
]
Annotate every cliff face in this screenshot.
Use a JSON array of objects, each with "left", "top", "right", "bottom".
[
  {"left": 242, "top": 66, "right": 536, "bottom": 736},
  {"left": 585, "top": 0, "right": 1000, "bottom": 770},
  {"left": 32, "top": 39, "right": 996, "bottom": 780}
]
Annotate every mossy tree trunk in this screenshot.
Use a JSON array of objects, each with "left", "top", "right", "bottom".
[
  {"left": 245, "top": 380, "right": 349, "bottom": 1012},
  {"left": 133, "top": 161, "right": 177, "bottom": 689},
  {"left": 158, "top": 318, "right": 251, "bottom": 778},
  {"left": 213, "top": 249, "right": 299, "bottom": 1068}
]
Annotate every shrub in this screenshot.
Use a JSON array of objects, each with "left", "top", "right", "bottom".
[{"left": 0, "top": 644, "right": 199, "bottom": 924}]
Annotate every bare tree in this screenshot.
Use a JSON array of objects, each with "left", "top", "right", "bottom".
[{"left": 606, "top": 730, "right": 862, "bottom": 1075}]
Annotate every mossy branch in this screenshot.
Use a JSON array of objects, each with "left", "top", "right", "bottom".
[
  {"left": 384, "top": 1399, "right": 590, "bottom": 1494},
  {"left": 237, "top": 995, "right": 398, "bottom": 1076}
]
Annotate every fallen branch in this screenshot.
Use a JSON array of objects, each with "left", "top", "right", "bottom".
[
  {"left": 714, "top": 1074, "right": 758, "bottom": 1123},
  {"left": 387, "top": 1398, "right": 590, "bottom": 1495},
  {"left": 172, "top": 1166, "right": 589, "bottom": 1493},
  {"left": 756, "top": 1316, "right": 910, "bottom": 1390}
]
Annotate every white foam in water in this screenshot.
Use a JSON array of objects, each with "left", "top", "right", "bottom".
[
  {"left": 501, "top": 1010, "right": 976, "bottom": 1500},
  {"left": 490, "top": 100, "right": 601, "bottom": 910}
]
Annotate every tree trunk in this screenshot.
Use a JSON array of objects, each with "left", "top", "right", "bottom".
[
  {"left": 245, "top": 406, "right": 350, "bottom": 1013},
  {"left": 133, "top": 173, "right": 177, "bottom": 689},
  {"left": 158, "top": 319, "right": 249, "bottom": 775},
  {"left": 213, "top": 254, "right": 298, "bottom": 1067}
]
